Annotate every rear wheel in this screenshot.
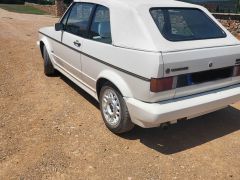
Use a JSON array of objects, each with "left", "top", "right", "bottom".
[
  {"left": 43, "top": 46, "right": 55, "bottom": 76},
  {"left": 99, "top": 84, "right": 135, "bottom": 134}
]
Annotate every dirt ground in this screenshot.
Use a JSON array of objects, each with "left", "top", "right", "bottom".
[{"left": 0, "top": 8, "right": 240, "bottom": 180}]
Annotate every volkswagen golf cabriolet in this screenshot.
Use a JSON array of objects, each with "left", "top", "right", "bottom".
[{"left": 38, "top": 0, "right": 240, "bottom": 134}]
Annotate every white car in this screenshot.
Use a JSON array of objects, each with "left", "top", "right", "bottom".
[{"left": 38, "top": 0, "right": 240, "bottom": 134}]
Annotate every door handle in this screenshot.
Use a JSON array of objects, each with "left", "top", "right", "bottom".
[{"left": 73, "top": 40, "right": 81, "bottom": 47}]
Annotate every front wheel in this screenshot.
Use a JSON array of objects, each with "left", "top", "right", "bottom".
[
  {"left": 43, "top": 46, "right": 56, "bottom": 76},
  {"left": 99, "top": 84, "right": 135, "bottom": 134}
]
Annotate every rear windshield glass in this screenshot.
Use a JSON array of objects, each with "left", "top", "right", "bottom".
[{"left": 150, "top": 8, "right": 226, "bottom": 41}]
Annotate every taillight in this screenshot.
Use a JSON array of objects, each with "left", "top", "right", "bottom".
[
  {"left": 150, "top": 77, "right": 177, "bottom": 92},
  {"left": 233, "top": 65, "right": 240, "bottom": 76}
]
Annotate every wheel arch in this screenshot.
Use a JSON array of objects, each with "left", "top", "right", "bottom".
[
  {"left": 96, "top": 70, "right": 133, "bottom": 99},
  {"left": 39, "top": 36, "right": 55, "bottom": 64},
  {"left": 39, "top": 41, "right": 45, "bottom": 58},
  {"left": 39, "top": 36, "right": 55, "bottom": 66}
]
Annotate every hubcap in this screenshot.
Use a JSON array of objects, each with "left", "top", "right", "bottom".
[{"left": 101, "top": 89, "right": 121, "bottom": 126}]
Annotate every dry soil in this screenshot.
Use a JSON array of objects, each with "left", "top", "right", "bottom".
[{"left": 1, "top": 8, "right": 240, "bottom": 180}]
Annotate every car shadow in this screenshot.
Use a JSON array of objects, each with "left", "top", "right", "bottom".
[
  {"left": 57, "top": 74, "right": 240, "bottom": 155},
  {"left": 121, "top": 106, "right": 240, "bottom": 154},
  {"left": 59, "top": 74, "right": 99, "bottom": 109}
]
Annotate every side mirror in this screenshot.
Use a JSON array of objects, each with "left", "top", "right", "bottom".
[{"left": 55, "top": 23, "right": 64, "bottom": 31}]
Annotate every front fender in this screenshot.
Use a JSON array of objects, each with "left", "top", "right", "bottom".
[
  {"left": 39, "top": 35, "right": 55, "bottom": 64},
  {"left": 97, "top": 70, "right": 133, "bottom": 98}
]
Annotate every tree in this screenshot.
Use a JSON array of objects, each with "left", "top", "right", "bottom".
[
  {"left": 64, "top": 0, "right": 72, "bottom": 5},
  {"left": 237, "top": 0, "right": 240, "bottom": 13}
]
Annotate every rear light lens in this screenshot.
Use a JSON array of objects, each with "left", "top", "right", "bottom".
[
  {"left": 151, "top": 66, "right": 240, "bottom": 93},
  {"left": 233, "top": 65, "right": 240, "bottom": 76},
  {"left": 150, "top": 77, "right": 176, "bottom": 92}
]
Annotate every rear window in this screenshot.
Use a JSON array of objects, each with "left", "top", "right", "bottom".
[{"left": 150, "top": 8, "right": 226, "bottom": 42}]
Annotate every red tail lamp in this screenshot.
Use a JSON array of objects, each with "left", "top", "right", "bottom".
[
  {"left": 150, "top": 77, "right": 174, "bottom": 92},
  {"left": 234, "top": 65, "right": 240, "bottom": 77}
]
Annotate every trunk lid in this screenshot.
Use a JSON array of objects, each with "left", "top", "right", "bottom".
[
  {"left": 162, "top": 45, "right": 240, "bottom": 77},
  {"left": 162, "top": 45, "right": 240, "bottom": 98}
]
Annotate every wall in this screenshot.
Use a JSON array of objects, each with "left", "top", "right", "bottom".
[
  {"left": 213, "top": 13, "right": 240, "bottom": 39},
  {"left": 25, "top": 0, "right": 67, "bottom": 16},
  {"left": 55, "top": 0, "right": 67, "bottom": 16}
]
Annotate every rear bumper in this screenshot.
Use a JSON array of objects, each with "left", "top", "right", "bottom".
[{"left": 125, "top": 84, "right": 240, "bottom": 128}]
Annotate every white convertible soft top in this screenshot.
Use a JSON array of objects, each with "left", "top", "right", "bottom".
[{"left": 74, "top": 0, "right": 239, "bottom": 52}]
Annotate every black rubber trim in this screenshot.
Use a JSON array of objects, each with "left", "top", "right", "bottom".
[
  {"left": 236, "top": 59, "right": 240, "bottom": 65},
  {"left": 149, "top": 7, "right": 227, "bottom": 42},
  {"left": 39, "top": 31, "right": 150, "bottom": 82}
]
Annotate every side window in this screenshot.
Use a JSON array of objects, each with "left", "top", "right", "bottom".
[
  {"left": 89, "top": 5, "right": 112, "bottom": 44},
  {"left": 65, "top": 3, "right": 94, "bottom": 37},
  {"left": 151, "top": 9, "right": 165, "bottom": 32},
  {"left": 61, "top": 10, "right": 70, "bottom": 26}
]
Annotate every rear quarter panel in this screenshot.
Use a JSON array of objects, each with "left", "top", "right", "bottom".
[{"left": 81, "top": 39, "right": 169, "bottom": 102}]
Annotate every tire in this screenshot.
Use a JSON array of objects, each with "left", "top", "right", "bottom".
[
  {"left": 99, "top": 83, "right": 135, "bottom": 134},
  {"left": 43, "top": 46, "right": 55, "bottom": 76}
]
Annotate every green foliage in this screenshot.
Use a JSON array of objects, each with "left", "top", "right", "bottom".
[
  {"left": 25, "top": 0, "right": 55, "bottom": 5},
  {"left": 0, "top": 4, "right": 48, "bottom": 14},
  {"left": 64, "top": 0, "right": 73, "bottom": 5},
  {"left": 39, "top": 0, "right": 55, "bottom": 5}
]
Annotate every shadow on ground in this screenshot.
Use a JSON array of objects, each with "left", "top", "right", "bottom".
[
  {"left": 59, "top": 74, "right": 99, "bottom": 109},
  {"left": 122, "top": 107, "right": 240, "bottom": 154},
  {"left": 59, "top": 74, "right": 240, "bottom": 155}
]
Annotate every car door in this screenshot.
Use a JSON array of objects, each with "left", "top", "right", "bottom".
[
  {"left": 81, "top": 5, "right": 112, "bottom": 89},
  {"left": 55, "top": 2, "right": 95, "bottom": 80},
  {"left": 50, "top": 5, "right": 70, "bottom": 65}
]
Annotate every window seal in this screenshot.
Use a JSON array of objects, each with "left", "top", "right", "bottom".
[
  {"left": 87, "top": 5, "right": 112, "bottom": 45},
  {"left": 149, "top": 7, "right": 227, "bottom": 42},
  {"left": 63, "top": 2, "right": 96, "bottom": 38},
  {"left": 86, "top": 4, "right": 98, "bottom": 38},
  {"left": 59, "top": 2, "right": 74, "bottom": 26},
  {"left": 59, "top": 2, "right": 112, "bottom": 45}
]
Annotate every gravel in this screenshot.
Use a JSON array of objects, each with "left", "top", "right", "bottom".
[{"left": 0, "top": 8, "right": 240, "bottom": 180}]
